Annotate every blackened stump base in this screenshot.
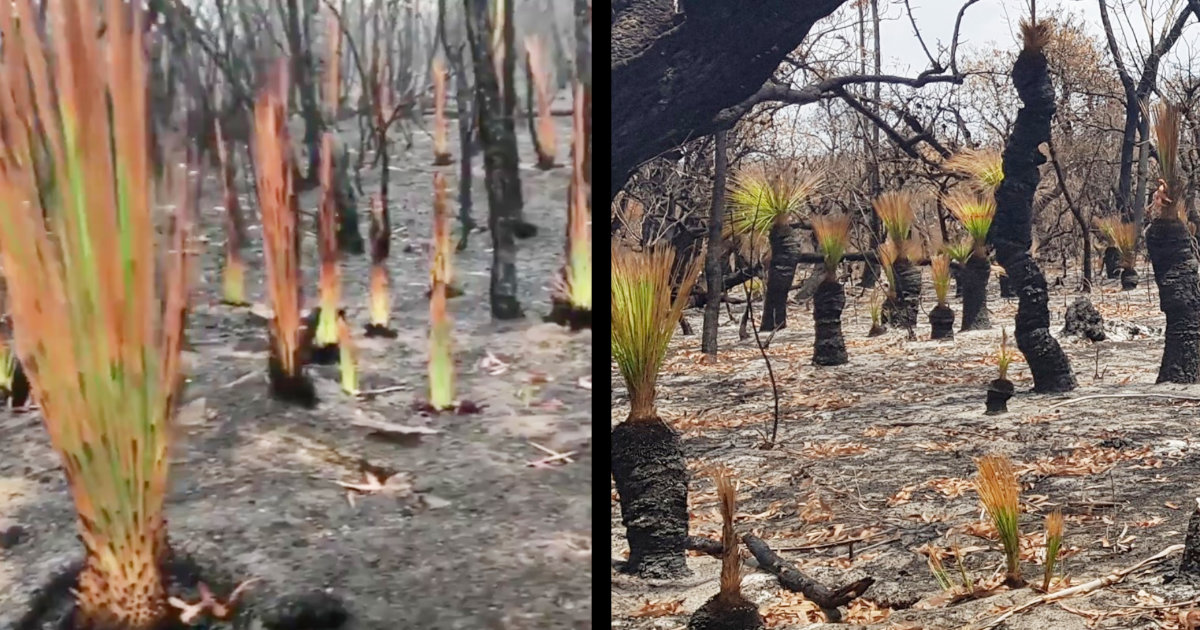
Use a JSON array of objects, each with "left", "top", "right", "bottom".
[
  {"left": 959, "top": 255, "right": 991, "bottom": 331},
  {"left": 986, "top": 378, "right": 1014, "bottom": 415},
  {"left": 1120, "top": 267, "right": 1139, "bottom": 291},
  {"left": 1062, "top": 297, "right": 1106, "bottom": 341},
  {"left": 1177, "top": 503, "right": 1200, "bottom": 581},
  {"left": 547, "top": 299, "right": 593, "bottom": 331},
  {"left": 1146, "top": 219, "right": 1200, "bottom": 383},
  {"left": 929, "top": 304, "right": 955, "bottom": 340},
  {"left": 364, "top": 324, "right": 399, "bottom": 339},
  {"left": 688, "top": 594, "right": 764, "bottom": 630},
  {"left": 867, "top": 324, "right": 886, "bottom": 337},
  {"left": 268, "top": 352, "right": 318, "bottom": 408},
  {"left": 998, "top": 274, "right": 1015, "bottom": 298},
  {"left": 1103, "top": 246, "right": 1121, "bottom": 278},
  {"left": 10, "top": 358, "right": 30, "bottom": 409},
  {"left": 611, "top": 418, "right": 691, "bottom": 578},
  {"left": 811, "top": 280, "right": 847, "bottom": 366}
]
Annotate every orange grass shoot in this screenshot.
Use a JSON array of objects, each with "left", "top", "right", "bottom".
[
  {"left": 430, "top": 172, "right": 454, "bottom": 410},
  {"left": 216, "top": 119, "right": 248, "bottom": 306},
  {"left": 873, "top": 191, "right": 916, "bottom": 244},
  {"left": 1154, "top": 102, "right": 1183, "bottom": 221},
  {"left": 931, "top": 253, "right": 951, "bottom": 306},
  {"left": 338, "top": 315, "right": 358, "bottom": 395},
  {"left": 943, "top": 189, "right": 996, "bottom": 255},
  {"left": 974, "top": 453, "right": 1023, "bottom": 587},
  {"left": 0, "top": 0, "right": 193, "bottom": 623},
  {"left": 368, "top": 196, "right": 392, "bottom": 328},
  {"left": 1043, "top": 509, "right": 1064, "bottom": 591},
  {"left": 432, "top": 56, "right": 452, "bottom": 163},
  {"left": 253, "top": 63, "right": 304, "bottom": 378},
  {"left": 811, "top": 214, "right": 850, "bottom": 279},
  {"left": 945, "top": 148, "right": 1004, "bottom": 192},
  {"left": 315, "top": 132, "right": 341, "bottom": 347},
  {"left": 525, "top": 34, "right": 556, "bottom": 167}
]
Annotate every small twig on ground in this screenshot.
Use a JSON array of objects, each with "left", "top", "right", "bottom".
[
  {"left": 971, "top": 544, "right": 1184, "bottom": 630},
  {"left": 222, "top": 371, "right": 262, "bottom": 389},
  {"left": 1045, "top": 393, "right": 1200, "bottom": 411},
  {"left": 355, "top": 384, "right": 408, "bottom": 397},
  {"left": 527, "top": 441, "right": 577, "bottom": 468}
]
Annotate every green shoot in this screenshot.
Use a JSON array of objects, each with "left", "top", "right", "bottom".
[
  {"left": 810, "top": 213, "right": 850, "bottom": 279},
  {"left": 998, "top": 328, "right": 1013, "bottom": 381},
  {"left": 430, "top": 172, "right": 454, "bottom": 410},
  {"left": 338, "top": 315, "right": 358, "bottom": 395},
  {"left": 727, "top": 163, "right": 820, "bottom": 236},
  {"left": 1043, "top": 509, "right": 1064, "bottom": 592},
  {"left": 975, "top": 454, "right": 1023, "bottom": 587},
  {"left": 944, "top": 189, "right": 996, "bottom": 255},
  {"left": 931, "top": 253, "right": 951, "bottom": 306},
  {"left": 565, "top": 81, "right": 591, "bottom": 309},
  {"left": 873, "top": 191, "right": 916, "bottom": 244},
  {"left": 612, "top": 244, "right": 703, "bottom": 421},
  {"left": 945, "top": 238, "right": 974, "bottom": 264}
]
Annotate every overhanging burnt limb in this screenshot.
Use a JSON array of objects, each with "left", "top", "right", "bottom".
[
  {"left": 987, "top": 20, "right": 1075, "bottom": 393},
  {"left": 742, "top": 534, "right": 873, "bottom": 621},
  {"left": 1146, "top": 219, "right": 1200, "bottom": 383}
]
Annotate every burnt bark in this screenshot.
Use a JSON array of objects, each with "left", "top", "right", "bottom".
[
  {"left": 611, "top": 418, "right": 691, "bottom": 579},
  {"left": 702, "top": 131, "right": 728, "bottom": 355},
  {"left": 986, "top": 27, "right": 1076, "bottom": 393},
  {"left": 465, "top": 0, "right": 526, "bottom": 319},
  {"left": 742, "top": 534, "right": 873, "bottom": 623},
  {"left": 1178, "top": 502, "right": 1200, "bottom": 580},
  {"left": 1146, "top": 219, "right": 1200, "bottom": 383},
  {"left": 884, "top": 260, "right": 920, "bottom": 335},
  {"left": 1103, "top": 246, "right": 1121, "bottom": 278},
  {"left": 1062, "top": 297, "right": 1106, "bottom": 342},
  {"left": 688, "top": 594, "right": 763, "bottom": 630},
  {"left": 812, "top": 280, "right": 847, "bottom": 366},
  {"left": 986, "top": 378, "right": 1013, "bottom": 415},
  {"left": 760, "top": 221, "right": 801, "bottom": 332},
  {"left": 333, "top": 143, "right": 365, "bottom": 255},
  {"left": 959, "top": 255, "right": 991, "bottom": 331},
  {"left": 611, "top": 1, "right": 845, "bottom": 199},
  {"left": 930, "top": 304, "right": 954, "bottom": 340},
  {"left": 1120, "top": 267, "right": 1140, "bottom": 291},
  {"left": 284, "top": 0, "right": 322, "bottom": 186}
]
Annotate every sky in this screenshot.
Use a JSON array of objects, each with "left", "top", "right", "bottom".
[{"left": 868, "top": 0, "right": 1198, "bottom": 75}]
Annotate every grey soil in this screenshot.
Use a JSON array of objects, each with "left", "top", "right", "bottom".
[
  {"left": 612, "top": 264, "right": 1200, "bottom": 629},
  {"left": 0, "top": 116, "right": 592, "bottom": 629}
]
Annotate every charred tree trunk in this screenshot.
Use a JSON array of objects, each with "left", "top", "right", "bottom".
[
  {"left": 438, "top": 0, "right": 477, "bottom": 250},
  {"left": 812, "top": 279, "right": 847, "bottom": 366},
  {"left": 930, "top": 304, "right": 954, "bottom": 340},
  {"left": 333, "top": 143, "right": 365, "bottom": 255},
  {"left": 466, "top": 0, "right": 526, "bottom": 319},
  {"left": 959, "top": 255, "right": 991, "bottom": 330},
  {"left": 611, "top": 1, "right": 844, "bottom": 199},
  {"left": 702, "top": 131, "right": 727, "bottom": 356},
  {"left": 760, "top": 221, "right": 801, "bottom": 332},
  {"left": 285, "top": 0, "right": 322, "bottom": 187},
  {"left": 884, "top": 260, "right": 920, "bottom": 336},
  {"left": 987, "top": 24, "right": 1076, "bottom": 393},
  {"left": 611, "top": 418, "right": 691, "bottom": 579},
  {"left": 1146, "top": 219, "right": 1200, "bottom": 383},
  {"left": 1103, "top": 246, "right": 1121, "bottom": 278}
]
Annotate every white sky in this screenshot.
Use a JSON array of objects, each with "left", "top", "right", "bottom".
[{"left": 870, "top": 0, "right": 1198, "bottom": 75}]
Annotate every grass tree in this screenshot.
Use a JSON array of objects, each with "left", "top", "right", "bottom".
[
  {"left": 929, "top": 253, "right": 955, "bottom": 340},
  {"left": 974, "top": 454, "right": 1023, "bottom": 587},
  {"left": 429, "top": 172, "right": 456, "bottom": 410},
  {"left": 549, "top": 82, "right": 592, "bottom": 330},
  {"left": 988, "top": 18, "right": 1075, "bottom": 393},
  {"left": 945, "top": 237, "right": 973, "bottom": 298},
  {"left": 1147, "top": 103, "right": 1200, "bottom": 383},
  {"left": 872, "top": 192, "right": 922, "bottom": 334},
  {"left": 1096, "top": 216, "right": 1138, "bottom": 291},
  {"left": 611, "top": 244, "right": 702, "bottom": 578},
  {"left": 309, "top": 132, "right": 344, "bottom": 364},
  {"left": 687, "top": 468, "right": 763, "bottom": 629},
  {"left": 726, "top": 164, "right": 820, "bottom": 332},
  {"left": 432, "top": 56, "right": 453, "bottom": 166},
  {"left": 254, "top": 63, "right": 317, "bottom": 407},
  {"left": 810, "top": 214, "right": 849, "bottom": 366},
  {"left": 944, "top": 189, "right": 995, "bottom": 330},
  {"left": 364, "top": 194, "right": 398, "bottom": 338},
  {"left": 0, "top": 0, "right": 193, "bottom": 624}
]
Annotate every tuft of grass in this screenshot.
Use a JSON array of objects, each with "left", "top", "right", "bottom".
[
  {"left": 869, "top": 290, "right": 885, "bottom": 327},
  {"left": 525, "top": 34, "right": 556, "bottom": 165},
  {"left": 1153, "top": 102, "right": 1182, "bottom": 221},
  {"left": 945, "top": 148, "right": 1005, "bottom": 192},
  {"left": 1043, "top": 509, "right": 1064, "bottom": 592},
  {"left": 811, "top": 214, "right": 850, "bottom": 279},
  {"left": 338, "top": 315, "right": 358, "bottom": 395},
  {"left": 927, "top": 548, "right": 953, "bottom": 591},
  {"left": 564, "top": 82, "right": 591, "bottom": 309},
  {"left": 0, "top": 339, "right": 14, "bottom": 392},
  {"left": 945, "top": 238, "right": 974, "bottom": 264},
  {"left": 997, "top": 327, "right": 1013, "bottom": 381},
  {"left": 315, "top": 132, "right": 342, "bottom": 347},
  {"left": 1020, "top": 19, "right": 1053, "bottom": 53},
  {"left": 872, "top": 191, "right": 916, "bottom": 244},
  {"left": 1097, "top": 217, "right": 1137, "bottom": 267},
  {"left": 612, "top": 244, "right": 703, "bottom": 421},
  {"left": 368, "top": 196, "right": 391, "bottom": 327},
  {"left": 254, "top": 62, "right": 305, "bottom": 379},
  {"left": 0, "top": 0, "right": 193, "bottom": 623},
  {"left": 430, "top": 172, "right": 455, "bottom": 410},
  {"left": 931, "top": 254, "right": 951, "bottom": 306},
  {"left": 944, "top": 189, "right": 996, "bottom": 254},
  {"left": 975, "top": 454, "right": 1023, "bottom": 587},
  {"left": 727, "top": 163, "right": 820, "bottom": 236},
  {"left": 432, "top": 55, "right": 451, "bottom": 161},
  {"left": 215, "top": 119, "right": 248, "bottom": 306}
]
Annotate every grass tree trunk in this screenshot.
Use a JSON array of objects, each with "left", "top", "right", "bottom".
[
  {"left": 1147, "top": 218, "right": 1200, "bottom": 382},
  {"left": 812, "top": 279, "right": 847, "bottom": 365},
  {"left": 612, "top": 417, "right": 691, "bottom": 578},
  {"left": 988, "top": 22, "right": 1076, "bottom": 393},
  {"left": 465, "top": 0, "right": 525, "bottom": 319},
  {"left": 960, "top": 255, "right": 991, "bottom": 330},
  {"left": 885, "top": 260, "right": 921, "bottom": 334},
  {"left": 760, "top": 221, "right": 800, "bottom": 332},
  {"left": 930, "top": 304, "right": 955, "bottom": 340}
]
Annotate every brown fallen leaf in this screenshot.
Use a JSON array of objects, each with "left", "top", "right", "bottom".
[{"left": 628, "top": 598, "right": 684, "bottom": 618}]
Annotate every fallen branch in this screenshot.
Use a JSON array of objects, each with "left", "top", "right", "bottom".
[
  {"left": 743, "top": 533, "right": 874, "bottom": 622},
  {"left": 685, "top": 535, "right": 724, "bottom": 558},
  {"left": 971, "top": 543, "right": 1184, "bottom": 630},
  {"left": 1045, "top": 393, "right": 1200, "bottom": 411}
]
